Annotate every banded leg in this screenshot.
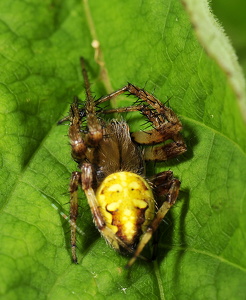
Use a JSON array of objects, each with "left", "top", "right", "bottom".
[
  {"left": 80, "top": 58, "right": 103, "bottom": 146},
  {"left": 59, "top": 58, "right": 104, "bottom": 163},
  {"left": 70, "top": 171, "right": 81, "bottom": 263},
  {"left": 144, "top": 134, "right": 186, "bottom": 161},
  {"left": 126, "top": 171, "right": 180, "bottom": 268},
  {"left": 102, "top": 104, "right": 185, "bottom": 145},
  {"left": 150, "top": 170, "right": 179, "bottom": 260},
  {"left": 98, "top": 83, "right": 180, "bottom": 125},
  {"left": 97, "top": 83, "right": 186, "bottom": 160},
  {"left": 101, "top": 110, "right": 186, "bottom": 161}
]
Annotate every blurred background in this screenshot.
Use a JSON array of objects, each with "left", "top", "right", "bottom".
[{"left": 211, "top": 0, "right": 246, "bottom": 77}]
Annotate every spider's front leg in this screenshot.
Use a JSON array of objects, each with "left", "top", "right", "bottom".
[
  {"left": 80, "top": 57, "right": 103, "bottom": 146},
  {"left": 126, "top": 84, "right": 187, "bottom": 161},
  {"left": 126, "top": 171, "right": 180, "bottom": 268},
  {"left": 59, "top": 58, "right": 103, "bottom": 163},
  {"left": 68, "top": 99, "right": 88, "bottom": 162},
  {"left": 98, "top": 83, "right": 186, "bottom": 161}
]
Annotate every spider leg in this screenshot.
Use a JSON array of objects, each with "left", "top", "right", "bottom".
[
  {"left": 126, "top": 172, "right": 180, "bottom": 268},
  {"left": 101, "top": 105, "right": 184, "bottom": 146},
  {"left": 65, "top": 59, "right": 105, "bottom": 164},
  {"left": 124, "top": 85, "right": 186, "bottom": 159},
  {"left": 97, "top": 83, "right": 176, "bottom": 119},
  {"left": 99, "top": 105, "right": 143, "bottom": 114},
  {"left": 68, "top": 98, "right": 87, "bottom": 162},
  {"left": 144, "top": 133, "right": 186, "bottom": 161},
  {"left": 151, "top": 170, "right": 177, "bottom": 201},
  {"left": 150, "top": 170, "right": 178, "bottom": 260},
  {"left": 57, "top": 115, "right": 70, "bottom": 124},
  {"left": 97, "top": 85, "right": 129, "bottom": 104},
  {"left": 97, "top": 83, "right": 169, "bottom": 111},
  {"left": 102, "top": 109, "right": 186, "bottom": 161},
  {"left": 97, "top": 83, "right": 186, "bottom": 160},
  {"left": 69, "top": 171, "right": 81, "bottom": 263},
  {"left": 80, "top": 57, "right": 103, "bottom": 146}
]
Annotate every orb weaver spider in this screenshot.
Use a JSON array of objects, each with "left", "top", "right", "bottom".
[{"left": 58, "top": 58, "right": 187, "bottom": 267}]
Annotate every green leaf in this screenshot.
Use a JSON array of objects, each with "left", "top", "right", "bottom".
[
  {"left": 0, "top": 0, "right": 245, "bottom": 299},
  {"left": 211, "top": 0, "right": 246, "bottom": 75}
]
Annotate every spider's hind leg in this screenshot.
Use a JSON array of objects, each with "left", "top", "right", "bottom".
[
  {"left": 69, "top": 171, "right": 81, "bottom": 263},
  {"left": 126, "top": 171, "right": 180, "bottom": 268}
]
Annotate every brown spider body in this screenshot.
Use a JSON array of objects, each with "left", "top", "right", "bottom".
[{"left": 59, "top": 58, "right": 186, "bottom": 267}]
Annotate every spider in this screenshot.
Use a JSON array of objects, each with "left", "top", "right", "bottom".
[{"left": 58, "top": 58, "right": 187, "bottom": 268}]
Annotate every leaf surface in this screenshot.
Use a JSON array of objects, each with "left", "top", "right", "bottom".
[{"left": 0, "top": 0, "right": 245, "bottom": 299}]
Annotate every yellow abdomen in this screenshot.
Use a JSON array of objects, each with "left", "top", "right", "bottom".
[{"left": 96, "top": 172, "right": 155, "bottom": 245}]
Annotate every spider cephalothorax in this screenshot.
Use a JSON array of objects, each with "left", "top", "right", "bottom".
[{"left": 59, "top": 58, "right": 187, "bottom": 267}]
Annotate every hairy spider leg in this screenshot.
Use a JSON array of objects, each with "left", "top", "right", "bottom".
[
  {"left": 149, "top": 170, "right": 178, "bottom": 261},
  {"left": 97, "top": 83, "right": 186, "bottom": 161},
  {"left": 69, "top": 171, "right": 81, "bottom": 263},
  {"left": 68, "top": 97, "right": 87, "bottom": 162},
  {"left": 80, "top": 57, "right": 103, "bottom": 146},
  {"left": 67, "top": 58, "right": 105, "bottom": 262},
  {"left": 68, "top": 58, "right": 104, "bottom": 163},
  {"left": 126, "top": 172, "right": 180, "bottom": 268}
]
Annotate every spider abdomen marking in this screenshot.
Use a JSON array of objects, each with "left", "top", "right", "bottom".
[{"left": 96, "top": 172, "right": 155, "bottom": 247}]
